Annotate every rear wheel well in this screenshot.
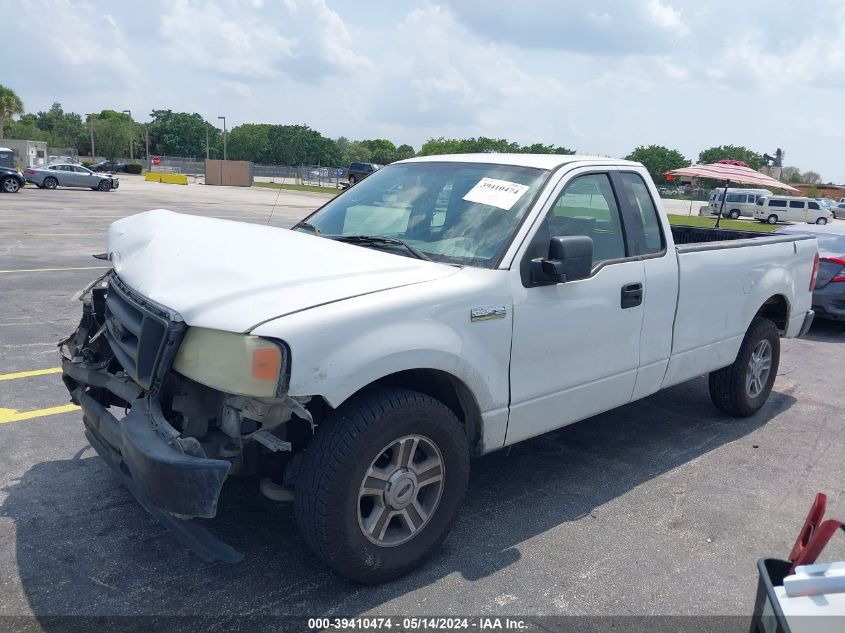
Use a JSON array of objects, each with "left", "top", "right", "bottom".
[
  {"left": 756, "top": 294, "right": 789, "bottom": 333},
  {"left": 349, "top": 369, "right": 483, "bottom": 455}
]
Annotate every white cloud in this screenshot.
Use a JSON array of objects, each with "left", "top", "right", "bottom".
[
  {"left": 645, "top": 0, "right": 689, "bottom": 36},
  {"left": 159, "top": 0, "right": 297, "bottom": 79}
]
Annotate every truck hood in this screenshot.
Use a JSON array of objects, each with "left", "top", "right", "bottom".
[{"left": 107, "top": 209, "right": 459, "bottom": 332}]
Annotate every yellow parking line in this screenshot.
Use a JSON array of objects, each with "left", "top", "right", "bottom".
[
  {"left": 0, "top": 367, "right": 63, "bottom": 381},
  {"left": 0, "top": 404, "right": 79, "bottom": 424},
  {"left": 0, "top": 266, "right": 110, "bottom": 274}
]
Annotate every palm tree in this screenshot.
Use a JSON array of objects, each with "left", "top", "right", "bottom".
[{"left": 0, "top": 85, "right": 24, "bottom": 139}]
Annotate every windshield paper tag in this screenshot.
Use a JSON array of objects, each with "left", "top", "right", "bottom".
[{"left": 462, "top": 178, "right": 530, "bottom": 211}]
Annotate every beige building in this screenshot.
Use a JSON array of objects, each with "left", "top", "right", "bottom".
[{"left": 0, "top": 139, "right": 49, "bottom": 168}]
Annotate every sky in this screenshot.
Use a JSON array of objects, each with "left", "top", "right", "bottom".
[{"left": 4, "top": 0, "right": 845, "bottom": 181}]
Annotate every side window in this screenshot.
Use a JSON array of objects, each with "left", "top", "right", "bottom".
[
  {"left": 726, "top": 193, "right": 741, "bottom": 203},
  {"left": 789, "top": 200, "right": 805, "bottom": 209},
  {"left": 808, "top": 201, "right": 820, "bottom": 210},
  {"left": 618, "top": 172, "right": 664, "bottom": 255},
  {"left": 543, "top": 173, "right": 626, "bottom": 267},
  {"left": 769, "top": 199, "right": 787, "bottom": 208}
]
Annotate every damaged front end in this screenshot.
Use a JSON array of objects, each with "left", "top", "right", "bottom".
[{"left": 60, "top": 271, "right": 303, "bottom": 563}]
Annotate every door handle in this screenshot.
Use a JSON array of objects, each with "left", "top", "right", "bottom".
[{"left": 621, "top": 282, "right": 643, "bottom": 309}]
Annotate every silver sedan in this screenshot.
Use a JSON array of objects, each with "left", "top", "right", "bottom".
[{"left": 24, "top": 163, "right": 119, "bottom": 191}]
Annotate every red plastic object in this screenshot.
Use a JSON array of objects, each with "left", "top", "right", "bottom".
[{"left": 788, "top": 493, "right": 844, "bottom": 573}]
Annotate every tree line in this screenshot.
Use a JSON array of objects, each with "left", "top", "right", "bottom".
[{"left": 0, "top": 84, "right": 826, "bottom": 182}]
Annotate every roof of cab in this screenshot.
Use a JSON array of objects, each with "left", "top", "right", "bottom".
[{"left": 398, "top": 153, "right": 640, "bottom": 171}]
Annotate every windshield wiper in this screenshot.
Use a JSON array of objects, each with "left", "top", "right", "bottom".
[
  {"left": 333, "top": 235, "right": 432, "bottom": 261},
  {"left": 292, "top": 221, "right": 321, "bottom": 235}
]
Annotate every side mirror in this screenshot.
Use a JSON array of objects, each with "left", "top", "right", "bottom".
[{"left": 530, "top": 235, "right": 593, "bottom": 286}]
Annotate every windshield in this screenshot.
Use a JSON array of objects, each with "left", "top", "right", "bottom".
[{"left": 298, "top": 161, "right": 549, "bottom": 267}]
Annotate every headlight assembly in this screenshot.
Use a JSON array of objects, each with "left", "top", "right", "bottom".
[{"left": 173, "top": 327, "right": 288, "bottom": 398}]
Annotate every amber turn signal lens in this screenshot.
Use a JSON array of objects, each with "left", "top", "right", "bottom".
[{"left": 252, "top": 347, "right": 282, "bottom": 380}]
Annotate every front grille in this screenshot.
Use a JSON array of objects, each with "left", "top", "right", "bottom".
[{"left": 103, "top": 273, "right": 186, "bottom": 393}]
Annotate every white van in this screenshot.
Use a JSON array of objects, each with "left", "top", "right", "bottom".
[
  {"left": 706, "top": 188, "right": 773, "bottom": 218},
  {"left": 753, "top": 196, "right": 833, "bottom": 225}
]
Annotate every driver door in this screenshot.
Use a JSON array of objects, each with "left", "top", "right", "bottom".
[{"left": 506, "top": 170, "right": 645, "bottom": 445}]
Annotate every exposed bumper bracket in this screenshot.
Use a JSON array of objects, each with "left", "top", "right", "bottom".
[{"left": 798, "top": 309, "right": 815, "bottom": 337}]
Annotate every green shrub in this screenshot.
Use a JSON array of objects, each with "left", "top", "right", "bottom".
[
  {"left": 82, "top": 161, "right": 94, "bottom": 168},
  {"left": 124, "top": 163, "right": 143, "bottom": 174}
]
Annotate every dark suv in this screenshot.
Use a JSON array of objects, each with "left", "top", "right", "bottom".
[
  {"left": 0, "top": 166, "right": 25, "bottom": 193},
  {"left": 347, "top": 162, "right": 381, "bottom": 184},
  {"left": 90, "top": 160, "right": 127, "bottom": 173}
]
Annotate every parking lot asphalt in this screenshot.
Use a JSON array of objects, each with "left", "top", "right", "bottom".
[{"left": 1, "top": 178, "right": 844, "bottom": 625}]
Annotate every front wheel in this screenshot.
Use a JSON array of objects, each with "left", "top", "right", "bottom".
[
  {"left": 767, "top": 214, "right": 779, "bottom": 225},
  {"left": 708, "top": 317, "right": 780, "bottom": 417},
  {"left": 43, "top": 177, "right": 58, "bottom": 190},
  {"left": 97, "top": 179, "right": 111, "bottom": 191},
  {"left": 816, "top": 217, "right": 828, "bottom": 225},
  {"left": 294, "top": 387, "right": 469, "bottom": 583},
  {"left": 1, "top": 176, "right": 21, "bottom": 193}
]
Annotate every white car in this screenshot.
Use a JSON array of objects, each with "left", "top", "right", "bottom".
[
  {"left": 60, "top": 154, "right": 818, "bottom": 583},
  {"left": 753, "top": 196, "right": 833, "bottom": 225}
]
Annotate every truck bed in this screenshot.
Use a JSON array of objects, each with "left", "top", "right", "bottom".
[
  {"left": 670, "top": 224, "right": 774, "bottom": 245},
  {"left": 661, "top": 226, "right": 817, "bottom": 390}
]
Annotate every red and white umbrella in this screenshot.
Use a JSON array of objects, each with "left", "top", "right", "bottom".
[
  {"left": 666, "top": 160, "right": 800, "bottom": 227},
  {"left": 666, "top": 161, "right": 800, "bottom": 193}
]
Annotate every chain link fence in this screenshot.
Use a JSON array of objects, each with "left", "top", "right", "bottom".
[
  {"left": 47, "top": 147, "right": 79, "bottom": 162},
  {"left": 253, "top": 164, "right": 347, "bottom": 188},
  {"left": 131, "top": 156, "right": 349, "bottom": 187}
]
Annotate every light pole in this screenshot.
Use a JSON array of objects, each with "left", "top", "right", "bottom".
[
  {"left": 84, "top": 114, "right": 95, "bottom": 160},
  {"left": 122, "top": 109, "right": 133, "bottom": 161},
  {"left": 218, "top": 115, "right": 227, "bottom": 161},
  {"left": 205, "top": 122, "right": 209, "bottom": 160},
  {"left": 145, "top": 123, "right": 151, "bottom": 172}
]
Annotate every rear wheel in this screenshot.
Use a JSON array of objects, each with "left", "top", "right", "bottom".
[
  {"left": 295, "top": 387, "right": 469, "bottom": 583},
  {"left": 97, "top": 179, "right": 111, "bottom": 191},
  {"left": 816, "top": 217, "right": 828, "bottom": 225},
  {"left": 767, "top": 214, "right": 778, "bottom": 225},
  {"left": 709, "top": 317, "right": 780, "bottom": 417},
  {"left": 1, "top": 176, "right": 21, "bottom": 193},
  {"left": 43, "top": 177, "right": 58, "bottom": 190},
  {"left": 728, "top": 209, "right": 741, "bottom": 219}
]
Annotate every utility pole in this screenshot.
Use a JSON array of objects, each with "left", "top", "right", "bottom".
[
  {"left": 218, "top": 115, "right": 227, "bottom": 161},
  {"left": 85, "top": 114, "right": 95, "bottom": 159},
  {"left": 205, "top": 122, "right": 209, "bottom": 160},
  {"left": 122, "top": 109, "right": 133, "bottom": 160},
  {"left": 145, "top": 124, "right": 151, "bottom": 172}
]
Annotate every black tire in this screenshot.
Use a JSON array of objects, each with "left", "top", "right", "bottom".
[
  {"left": 708, "top": 317, "right": 780, "bottom": 417},
  {"left": 816, "top": 217, "right": 828, "bottom": 225},
  {"left": 767, "top": 214, "right": 778, "bottom": 225},
  {"left": 43, "top": 177, "right": 58, "bottom": 190},
  {"left": 1, "top": 176, "right": 21, "bottom": 193},
  {"left": 348, "top": 174, "right": 357, "bottom": 185},
  {"left": 728, "top": 209, "right": 741, "bottom": 219},
  {"left": 97, "top": 179, "right": 111, "bottom": 191},
  {"left": 295, "top": 387, "right": 469, "bottom": 583}
]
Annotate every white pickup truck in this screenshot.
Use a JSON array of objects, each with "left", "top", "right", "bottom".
[{"left": 61, "top": 154, "right": 818, "bottom": 583}]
